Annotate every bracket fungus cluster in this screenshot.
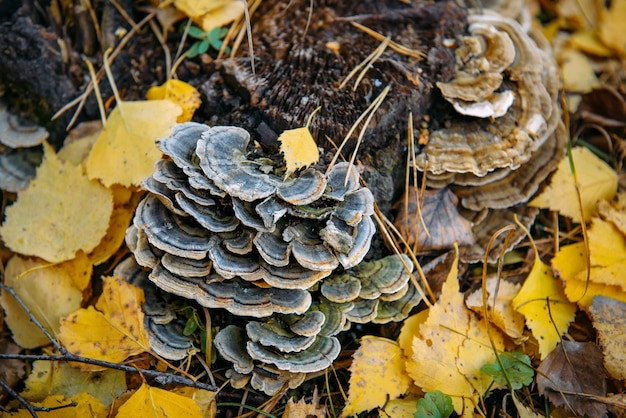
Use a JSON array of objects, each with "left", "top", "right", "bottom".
[
  {"left": 126, "top": 122, "right": 422, "bottom": 393},
  {"left": 410, "top": 9, "right": 565, "bottom": 261}
]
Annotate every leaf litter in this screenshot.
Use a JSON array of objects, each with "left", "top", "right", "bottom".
[{"left": 4, "top": 0, "right": 626, "bottom": 416}]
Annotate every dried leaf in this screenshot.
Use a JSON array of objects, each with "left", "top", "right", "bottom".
[
  {"left": 58, "top": 276, "right": 149, "bottom": 369},
  {"left": 86, "top": 100, "right": 181, "bottom": 187},
  {"left": 278, "top": 119, "right": 320, "bottom": 178},
  {"left": 116, "top": 383, "right": 203, "bottom": 418},
  {"left": 529, "top": 147, "right": 617, "bottom": 223},
  {"left": 589, "top": 296, "right": 626, "bottom": 380},
  {"left": 466, "top": 277, "right": 525, "bottom": 339},
  {"left": 343, "top": 336, "right": 412, "bottom": 417},
  {"left": 394, "top": 187, "right": 474, "bottom": 252},
  {"left": 383, "top": 398, "right": 418, "bottom": 418},
  {"left": 171, "top": 387, "right": 217, "bottom": 418},
  {"left": 58, "top": 121, "right": 101, "bottom": 166},
  {"left": 21, "top": 360, "right": 126, "bottom": 408},
  {"left": 146, "top": 80, "right": 201, "bottom": 123},
  {"left": 174, "top": 0, "right": 231, "bottom": 19},
  {"left": 408, "top": 250, "right": 472, "bottom": 414},
  {"left": 0, "top": 255, "right": 88, "bottom": 348},
  {"left": 568, "top": 30, "right": 613, "bottom": 57},
  {"left": 536, "top": 341, "right": 608, "bottom": 417},
  {"left": 0, "top": 143, "right": 113, "bottom": 263},
  {"left": 199, "top": 1, "right": 244, "bottom": 32},
  {"left": 598, "top": 193, "right": 626, "bottom": 235},
  {"left": 282, "top": 388, "right": 326, "bottom": 418},
  {"left": 512, "top": 252, "right": 577, "bottom": 359},
  {"left": 599, "top": 0, "right": 626, "bottom": 55},
  {"left": 559, "top": 48, "right": 600, "bottom": 93}
]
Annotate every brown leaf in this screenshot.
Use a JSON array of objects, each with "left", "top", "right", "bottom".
[
  {"left": 589, "top": 296, "right": 626, "bottom": 380},
  {"left": 0, "top": 332, "right": 24, "bottom": 403},
  {"left": 537, "top": 340, "right": 608, "bottom": 417},
  {"left": 393, "top": 187, "right": 474, "bottom": 253}
]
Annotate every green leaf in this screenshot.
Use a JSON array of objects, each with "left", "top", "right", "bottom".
[
  {"left": 480, "top": 352, "right": 534, "bottom": 390},
  {"left": 187, "top": 42, "right": 201, "bottom": 58},
  {"left": 183, "top": 315, "right": 198, "bottom": 336},
  {"left": 188, "top": 26, "right": 207, "bottom": 39},
  {"left": 197, "top": 39, "right": 210, "bottom": 55},
  {"left": 414, "top": 391, "right": 454, "bottom": 418}
]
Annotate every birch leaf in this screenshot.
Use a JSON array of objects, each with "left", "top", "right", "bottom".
[
  {"left": 278, "top": 114, "right": 320, "bottom": 178},
  {"left": 529, "top": 147, "right": 617, "bottom": 223},
  {"left": 58, "top": 276, "right": 149, "bottom": 369},
  {"left": 513, "top": 254, "right": 577, "bottom": 359},
  {"left": 146, "top": 79, "right": 201, "bottom": 123},
  {"left": 86, "top": 100, "right": 181, "bottom": 187},
  {"left": 116, "top": 383, "right": 203, "bottom": 418},
  {"left": 0, "top": 142, "right": 113, "bottom": 263},
  {"left": 343, "top": 336, "right": 412, "bottom": 417}
]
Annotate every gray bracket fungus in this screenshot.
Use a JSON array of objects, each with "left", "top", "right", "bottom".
[{"left": 127, "top": 121, "right": 425, "bottom": 395}]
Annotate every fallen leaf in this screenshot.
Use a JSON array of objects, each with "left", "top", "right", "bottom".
[
  {"left": 0, "top": 142, "right": 113, "bottom": 263},
  {"left": 282, "top": 388, "right": 326, "bottom": 418},
  {"left": 559, "top": 48, "right": 600, "bottom": 93},
  {"left": 278, "top": 114, "right": 320, "bottom": 178},
  {"left": 557, "top": 0, "right": 600, "bottom": 28},
  {"left": 553, "top": 228, "right": 626, "bottom": 309},
  {"left": 3, "top": 393, "right": 108, "bottom": 418},
  {"left": 408, "top": 249, "right": 472, "bottom": 415},
  {"left": 58, "top": 120, "right": 102, "bottom": 166},
  {"left": 382, "top": 398, "right": 418, "bottom": 418},
  {"left": 342, "top": 336, "right": 412, "bottom": 417},
  {"left": 568, "top": 30, "right": 613, "bottom": 57},
  {"left": 58, "top": 276, "right": 149, "bottom": 368},
  {"left": 415, "top": 391, "right": 454, "bottom": 418},
  {"left": 529, "top": 147, "right": 617, "bottom": 223},
  {"left": 584, "top": 218, "right": 626, "bottom": 288},
  {"left": 589, "top": 296, "right": 626, "bottom": 380},
  {"left": 199, "top": 1, "right": 244, "bottom": 32},
  {"left": 599, "top": 0, "right": 626, "bottom": 55},
  {"left": 0, "top": 334, "right": 24, "bottom": 403},
  {"left": 88, "top": 186, "right": 138, "bottom": 265},
  {"left": 172, "top": 387, "right": 217, "bottom": 418},
  {"left": 480, "top": 352, "right": 534, "bottom": 390},
  {"left": 512, "top": 250, "right": 577, "bottom": 359},
  {"left": 466, "top": 277, "right": 525, "bottom": 340},
  {"left": 598, "top": 193, "right": 626, "bottom": 235},
  {"left": 0, "top": 255, "right": 88, "bottom": 348},
  {"left": 116, "top": 383, "right": 203, "bottom": 418},
  {"left": 397, "top": 308, "right": 429, "bottom": 358},
  {"left": 21, "top": 360, "right": 126, "bottom": 408},
  {"left": 146, "top": 79, "right": 201, "bottom": 123},
  {"left": 536, "top": 340, "right": 608, "bottom": 417},
  {"left": 86, "top": 100, "right": 181, "bottom": 187},
  {"left": 393, "top": 187, "right": 474, "bottom": 253},
  {"left": 174, "top": 0, "right": 230, "bottom": 19}
]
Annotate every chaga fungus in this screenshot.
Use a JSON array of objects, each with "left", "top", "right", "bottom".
[
  {"left": 407, "top": 9, "right": 565, "bottom": 262},
  {"left": 125, "top": 122, "right": 422, "bottom": 394}
]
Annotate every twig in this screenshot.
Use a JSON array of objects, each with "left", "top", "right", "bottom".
[
  {"left": 0, "top": 353, "right": 218, "bottom": 392},
  {"left": 0, "top": 379, "right": 77, "bottom": 418}
]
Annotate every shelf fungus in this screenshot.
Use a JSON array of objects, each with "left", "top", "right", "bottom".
[
  {"left": 408, "top": 9, "right": 565, "bottom": 262},
  {"left": 126, "top": 122, "right": 422, "bottom": 394}
]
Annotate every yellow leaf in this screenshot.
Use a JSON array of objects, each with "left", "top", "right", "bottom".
[
  {"left": 529, "top": 147, "right": 617, "bottom": 223},
  {"left": 199, "top": 1, "right": 244, "bottom": 32},
  {"left": 457, "top": 316, "right": 505, "bottom": 394},
  {"left": 382, "top": 398, "right": 418, "bottom": 418},
  {"left": 3, "top": 393, "right": 107, "bottom": 418},
  {"left": 598, "top": 193, "right": 626, "bottom": 235},
  {"left": 397, "top": 309, "right": 429, "bottom": 358},
  {"left": 116, "top": 383, "right": 203, "bottom": 418},
  {"left": 513, "top": 254, "right": 577, "bottom": 359},
  {"left": 21, "top": 360, "right": 126, "bottom": 408},
  {"left": 86, "top": 100, "right": 181, "bottom": 187},
  {"left": 58, "top": 120, "right": 102, "bottom": 166},
  {"left": 568, "top": 30, "right": 613, "bottom": 57},
  {"left": 0, "top": 255, "right": 87, "bottom": 348},
  {"left": 0, "top": 142, "right": 113, "bottom": 263},
  {"left": 407, "top": 249, "right": 476, "bottom": 414},
  {"left": 146, "top": 80, "right": 201, "bottom": 123},
  {"left": 559, "top": 48, "right": 600, "bottom": 93},
  {"left": 58, "top": 276, "right": 149, "bottom": 368},
  {"left": 466, "top": 277, "right": 525, "bottom": 340},
  {"left": 278, "top": 112, "right": 320, "bottom": 178},
  {"left": 174, "top": 0, "right": 230, "bottom": 19},
  {"left": 282, "top": 388, "right": 325, "bottom": 418},
  {"left": 553, "top": 227, "right": 626, "bottom": 309},
  {"left": 342, "top": 336, "right": 412, "bottom": 417},
  {"left": 172, "top": 387, "right": 217, "bottom": 418},
  {"left": 88, "top": 187, "right": 139, "bottom": 265},
  {"left": 599, "top": 0, "right": 626, "bottom": 55}
]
